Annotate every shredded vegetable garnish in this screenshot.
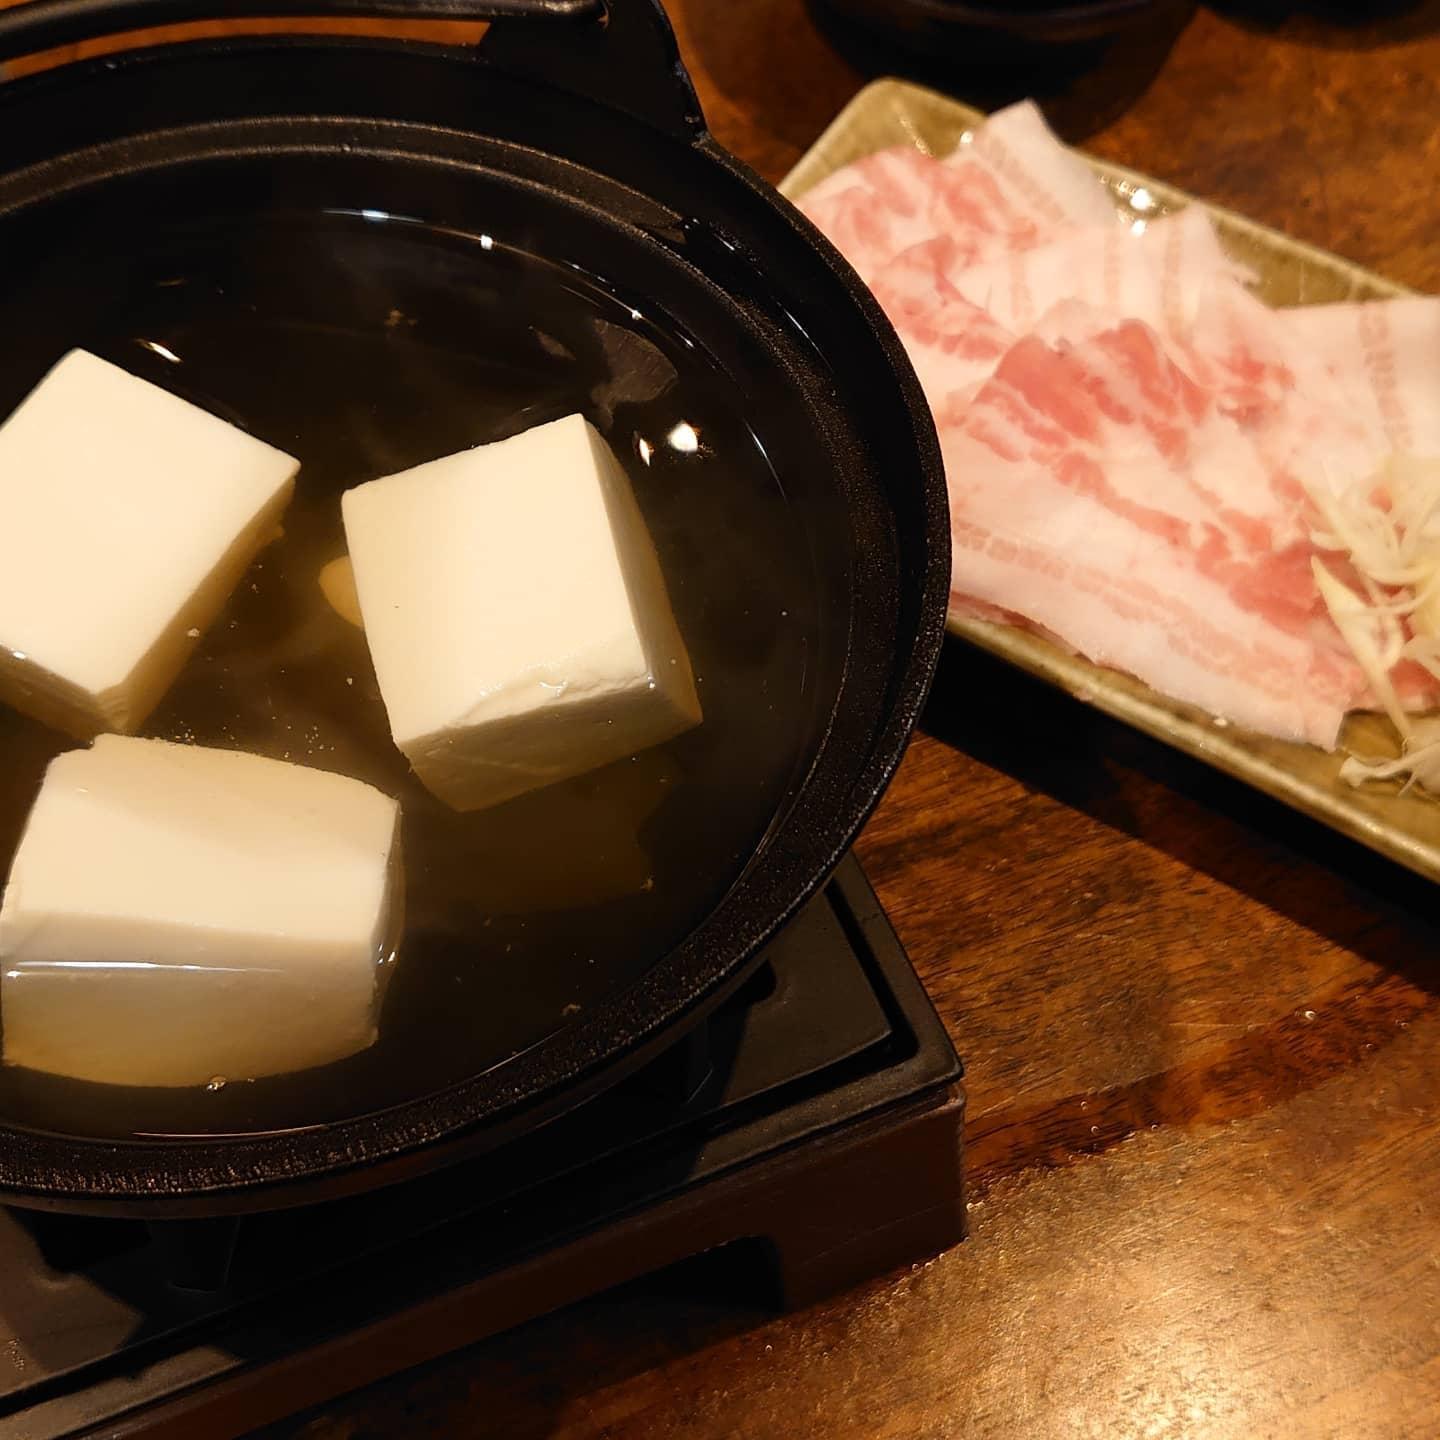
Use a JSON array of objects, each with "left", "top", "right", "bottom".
[
  {"left": 1340, "top": 719, "right": 1440, "bottom": 794},
  {"left": 1305, "top": 456, "right": 1440, "bottom": 792},
  {"left": 1311, "top": 557, "right": 1410, "bottom": 741},
  {"left": 1307, "top": 460, "right": 1440, "bottom": 589}
]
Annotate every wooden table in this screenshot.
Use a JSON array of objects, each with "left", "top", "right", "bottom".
[{"left": 14, "top": 2, "right": 1440, "bottom": 1435}]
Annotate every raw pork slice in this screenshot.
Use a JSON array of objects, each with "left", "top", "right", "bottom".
[
  {"left": 797, "top": 95, "right": 1438, "bottom": 745},
  {"left": 941, "top": 206, "right": 1249, "bottom": 340},
  {"left": 798, "top": 150, "right": 950, "bottom": 283},
  {"left": 940, "top": 383, "right": 1363, "bottom": 749},
  {"left": 868, "top": 237, "right": 1017, "bottom": 405},
  {"left": 944, "top": 476, "right": 1359, "bottom": 747},
  {"left": 957, "top": 99, "right": 1121, "bottom": 234},
  {"left": 939, "top": 306, "right": 1368, "bottom": 740},
  {"left": 798, "top": 101, "right": 1120, "bottom": 286},
  {"left": 1182, "top": 286, "right": 1440, "bottom": 535},
  {"left": 795, "top": 141, "right": 946, "bottom": 221},
  {"left": 1277, "top": 296, "right": 1440, "bottom": 457},
  {"left": 952, "top": 303, "right": 1313, "bottom": 609}
]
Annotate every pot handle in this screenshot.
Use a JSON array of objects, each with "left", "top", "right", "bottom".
[
  {"left": 481, "top": 0, "right": 704, "bottom": 140},
  {"left": 0, "top": 0, "right": 706, "bottom": 139}
]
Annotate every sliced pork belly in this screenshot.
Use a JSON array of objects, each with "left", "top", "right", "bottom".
[
  {"left": 798, "top": 101, "right": 1120, "bottom": 286},
  {"left": 938, "top": 308, "right": 1373, "bottom": 741},
  {"left": 941, "top": 206, "right": 1248, "bottom": 339},
  {"left": 955, "top": 304, "right": 1314, "bottom": 617},
  {"left": 798, "top": 161, "right": 948, "bottom": 283},
  {"left": 1183, "top": 285, "right": 1437, "bottom": 520},
  {"left": 1175, "top": 277, "right": 1307, "bottom": 428},
  {"left": 868, "top": 238, "right": 1017, "bottom": 405},
  {"left": 958, "top": 99, "right": 1121, "bottom": 233},
  {"left": 944, "top": 473, "right": 1360, "bottom": 747},
  {"left": 1277, "top": 296, "right": 1440, "bottom": 456},
  {"left": 797, "top": 142, "right": 947, "bottom": 223},
  {"left": 941, "top": 399, "right": 1363, "bottom": 748},
  {"left": 797, "top": 147, "right": 952, "bottom": 282},
  {"left": 798, "top": 98, "right": 1437, "bottom": 746}
]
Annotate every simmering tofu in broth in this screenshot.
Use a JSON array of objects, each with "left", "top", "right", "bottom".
[
  {"left": 0, "top": 736, "right": 401, "bottom": 1089},
  {"left": 0, "top": 211, "right": 822, "bottom": 1138},
  {"left": 0, "top": 350, "right": 297, "bottom": 739},
  {"left": 342, "top": 414, "right": 702, "bottom": 812}
]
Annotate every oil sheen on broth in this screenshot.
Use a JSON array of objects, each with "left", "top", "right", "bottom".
[{"left": 0, "top": 210, "right": 822, "bottom": 1139}]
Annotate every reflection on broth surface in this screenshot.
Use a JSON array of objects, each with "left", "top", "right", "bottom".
[{"left": 0, "top": 210, "right": 825, "bottom": 1139}]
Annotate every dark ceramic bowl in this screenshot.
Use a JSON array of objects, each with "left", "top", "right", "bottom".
[{"left": 812, "top": 0, "right": 1191, "bottom": 70}]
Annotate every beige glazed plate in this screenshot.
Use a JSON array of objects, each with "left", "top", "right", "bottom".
[{"left": 780, "top": 79, "right": 1440, "bottom": 883}]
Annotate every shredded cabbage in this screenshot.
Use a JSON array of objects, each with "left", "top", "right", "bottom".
[
  {"left": 1340, "top": 719, "right": 1440, "bottom": 794},
  {"left": 1305, "top": 456, "right": 1440, "bottom": 792},
  {"left": 1311, "top": 557, "right": 1410, "bottom": 741}
]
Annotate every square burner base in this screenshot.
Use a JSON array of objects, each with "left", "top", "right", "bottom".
[{"left": 0, "top": 857, "right": 965, "bottom": 1440}]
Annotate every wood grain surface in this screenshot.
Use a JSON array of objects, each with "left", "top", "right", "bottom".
[{"left": 8, "top": 1, "right": 1440, "bottom": 1435}]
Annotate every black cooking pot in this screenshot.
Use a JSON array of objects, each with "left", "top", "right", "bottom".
[{"left": 0, "top": 0, "right": 947, "bottom": 1217}]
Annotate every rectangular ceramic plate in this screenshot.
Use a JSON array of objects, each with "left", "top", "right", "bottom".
[{"left": 779, "top": 79, "right": 1440, "bottom": 883}]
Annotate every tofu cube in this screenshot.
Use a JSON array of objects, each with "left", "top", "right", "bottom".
[
  {"left": 342, "top": 414, "right": 701, "bottom": 812},
  {"left": 0, "top": 736, "right": 401, "bottom": 1088},
  {"left": 0, "top": 350, "right": 298, "bottom": 739}
]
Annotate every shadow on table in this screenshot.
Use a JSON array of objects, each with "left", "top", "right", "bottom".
[
  {"left": 921, "top": 635, "right": 1440, "bottom": 1185},
  {"left": 922, "top": 635, "right": 1440, "bottom": 996},
  {"left": 248, "top": 1248, "right": 773, "bottom": 1440}
]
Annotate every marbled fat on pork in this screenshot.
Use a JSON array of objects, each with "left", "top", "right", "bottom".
[{"left": 800, "top": 99, "right": 1439, "bottom": 745}]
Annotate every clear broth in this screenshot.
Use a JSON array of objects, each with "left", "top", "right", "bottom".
[{"left": 0, "top": 210, "right": 822, "bottom": 1139}]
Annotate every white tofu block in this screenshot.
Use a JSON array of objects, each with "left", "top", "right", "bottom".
[
  {"left": 342, "top": 414, "right": 702, "bottom": 812},
  {"left": 0, "top": 350, "right": 298, "bottom": 739},
  {"left": 0, "top": 736, "right": 401, "bottom": 1088}
]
